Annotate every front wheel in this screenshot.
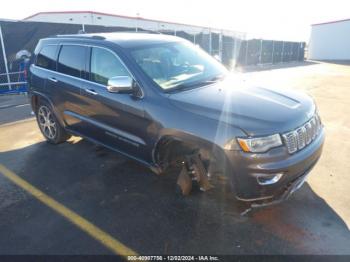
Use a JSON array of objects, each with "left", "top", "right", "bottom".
[{"left": 36, "top": 101, "right": 71, "bottom": 144}]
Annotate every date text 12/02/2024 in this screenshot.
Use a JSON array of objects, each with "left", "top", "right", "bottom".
[{"left": 127, "top": 256, "right": 220, "bottom": 261}]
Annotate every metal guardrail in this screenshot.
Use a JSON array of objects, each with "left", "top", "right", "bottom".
[
  {"left": 0, "top": 71, "right": 25, "bottom": 76},
  {"left": 0, "top": 70, "right": 28, "bottom": 94},
  {"left": 0, "top": 26, "right": 27, "bottom": 94},
  {"left": 0, "top": 81, "right": 27, "bottom": 87}
]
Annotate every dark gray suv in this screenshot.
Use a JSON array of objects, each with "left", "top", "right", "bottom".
[{"left": 29, "top": 33, "right": 325, "bottom": 206}]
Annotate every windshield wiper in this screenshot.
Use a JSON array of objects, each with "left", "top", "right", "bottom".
[
  {"left": 168, "top": 74, "right": 226, "bottom": 92},
  {"left": 167, "top": 74, "right": 227, "bottom": 92},
  {"left": 204, "top": 74, "right": 226, "bottom": 83},
  {"left": 169, "top": 82, "right": 204, "bottom": 92}
]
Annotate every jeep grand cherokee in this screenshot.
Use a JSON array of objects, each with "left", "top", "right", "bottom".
[{"left": 29, "top": 33, "right": 325, "bottom": 205}]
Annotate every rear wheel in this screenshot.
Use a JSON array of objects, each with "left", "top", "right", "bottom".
[{"left": 35, "top": 100, "right": 71, "bottom": 144}]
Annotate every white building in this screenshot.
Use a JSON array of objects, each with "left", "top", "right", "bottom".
[
  {"left": 309, "top": 18, "right": 350, "bottom": 60},
  {"left": 24, "top": 11, "right": 211, "bottom": 34}
]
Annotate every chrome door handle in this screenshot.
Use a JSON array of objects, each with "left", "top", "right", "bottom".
[
  {"left": 48, "top": 77, "right": 58, "bottom": 83},
  {"left": 85, "top": 89, "right": 98, "bottom": 95}
]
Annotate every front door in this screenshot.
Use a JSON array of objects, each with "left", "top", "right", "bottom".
[{"left": 78, "top": 46, "right": 149, "bottom": 162}]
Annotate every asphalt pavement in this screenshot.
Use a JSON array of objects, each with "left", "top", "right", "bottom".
[{"left": 0, "top": 62, "right": 349, "bottom": 255}]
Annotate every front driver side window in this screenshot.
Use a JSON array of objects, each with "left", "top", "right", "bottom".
[{"left": 90, "top": 47, "right": 130, "bottom": 86}]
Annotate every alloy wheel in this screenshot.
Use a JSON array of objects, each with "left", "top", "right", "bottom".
[{"left": 37, "top": 105, "right": 57, "bottom": 140}]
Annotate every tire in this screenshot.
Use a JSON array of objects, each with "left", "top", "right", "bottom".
[{"left": 35, "top": 100, "right": 71, "bottom": 144}]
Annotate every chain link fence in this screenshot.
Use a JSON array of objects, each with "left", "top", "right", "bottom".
[
  {"left": 237, "top": 39, "right": 305, "bottom": 67},
  {"left": 0, "top": 20, "right": 305, "bottom": 95}
]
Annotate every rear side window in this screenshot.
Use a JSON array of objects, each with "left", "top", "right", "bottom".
[
  {"left": 57, "top": 45, "right": 86, "bottom": 78},
  {"left": 90, "top": 47, "right": 130, "bottom": 85},
  {"left": 36, "top": 45, "right": 57, "bottom": 70}
]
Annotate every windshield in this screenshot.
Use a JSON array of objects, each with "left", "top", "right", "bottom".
[{"left": 129, "top": 41, "right": 228, "bottom": 91}]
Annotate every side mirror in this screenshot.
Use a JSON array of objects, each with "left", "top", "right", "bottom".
[{"left": 107, "top": 76, "right": 133, "bottom": 93}]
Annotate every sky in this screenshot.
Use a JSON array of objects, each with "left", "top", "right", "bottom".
[{"left": 0, "top": 0, "right": 349, "bottom": 42}]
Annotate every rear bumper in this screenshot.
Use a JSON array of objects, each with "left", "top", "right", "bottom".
[{"left": 225, "top": 128, "right": 325, "bottom": 201}]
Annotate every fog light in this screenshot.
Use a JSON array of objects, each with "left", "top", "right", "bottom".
[{"left": 256, "top": 173, "right": 284, "bottom": 185}]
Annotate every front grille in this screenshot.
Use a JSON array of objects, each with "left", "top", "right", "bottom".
[{"left": 282, "top": 114, "right": 322, "bottom": 154}]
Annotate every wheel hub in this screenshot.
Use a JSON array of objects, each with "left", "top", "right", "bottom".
[{"left": 38, "top": 106, "right": 57, "bottom": 139}]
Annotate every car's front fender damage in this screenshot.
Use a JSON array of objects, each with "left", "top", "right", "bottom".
[{"left": 153, "top": 136, "right": 223, "bottom": 196}]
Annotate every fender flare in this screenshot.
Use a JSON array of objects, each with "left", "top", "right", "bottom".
[
  {"left": 152, "top": 129, "right": 225, "bottom": 167},
  {"left": 30, "top": 91, "right": 66, "bottom": 128}
]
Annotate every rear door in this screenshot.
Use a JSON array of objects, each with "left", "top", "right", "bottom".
[
  {"left": 52, "top": 44, "right": 89, "bottom": 131},
  {"left": 30, "top": 44, "right": 59, "bottom": 100}
]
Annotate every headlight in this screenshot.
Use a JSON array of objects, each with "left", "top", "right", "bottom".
[{"left": 225, "top": 134, "right": 282, "bottom": 153}]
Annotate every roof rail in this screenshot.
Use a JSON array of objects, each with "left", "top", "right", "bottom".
[
  {"left": 133, "top": 29, "right": 162, "bottom": 34},
  {"left": 53, "top": 34, "right": 106, "bottom": 40},
  {"left": 83, "top": 30, "right": 162, "bottom": 35},
  {"left": 52, "top": 30, "right": 163, "bottom": 40}
]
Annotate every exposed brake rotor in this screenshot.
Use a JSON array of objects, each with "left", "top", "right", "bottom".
[{"left": 176, "top": 153, "right": 213, "bottom": 195}]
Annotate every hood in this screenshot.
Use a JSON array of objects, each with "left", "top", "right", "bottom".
[{"left": 168, "top": 77, "right": 316, "bottom": 136}]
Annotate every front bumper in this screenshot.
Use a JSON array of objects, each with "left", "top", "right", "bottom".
[{"left": 225, "top": 128, "right": 325, "bottom": 202}]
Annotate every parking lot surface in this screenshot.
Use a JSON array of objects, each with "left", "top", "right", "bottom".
[{"left": 0, "top": 61, "right": 349, "bottom": 255}]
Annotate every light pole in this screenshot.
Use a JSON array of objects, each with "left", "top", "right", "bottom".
[
  {"left": 0, "top": 25, "right": 11, "bottom": 90},
  {"left": 136, "top": 12, "right": 140, "bottom": 32},
  {"left": 82, "top": 15, "right": 86, "bottom": 32}
]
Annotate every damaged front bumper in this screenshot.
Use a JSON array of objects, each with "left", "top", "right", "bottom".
[
  {"left": 252, "top": 171, "right": 309, "bottom": 208},
  {"left": 225, "top": 128, "right": 325, "bottom": 204},
  {"left": 239, "top": 171, "right": 310, "bottom": 216}
]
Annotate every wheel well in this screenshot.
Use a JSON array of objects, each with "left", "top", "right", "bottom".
[
  {"left": 31, "top": 95, "right": 40, "bottom": 112},
  {"left": 30, "top": 95, "right": 65, "bottom": 128},
  {"left": 154, "top": 136, "right": 220, "bottom": 173},
  {"left": 31, "top": 94, "right": 48, "bottom": 113}
]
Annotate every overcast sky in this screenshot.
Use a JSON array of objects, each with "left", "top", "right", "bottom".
[{"left": 0, "top": 0, "right": 349, "bottom": 41}]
